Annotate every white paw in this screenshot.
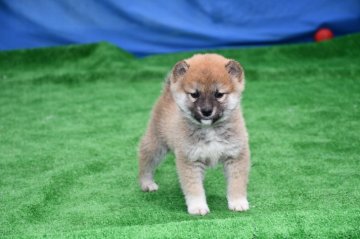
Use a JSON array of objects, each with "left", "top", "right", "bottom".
[
  {"left": 188, "top": 204, "right": 210, "bottom": 215},
  {"left": 140, "top": 181, "right": 159, "bottom": 192},
  {"left": 187, "top": 197, "right": 210, "bottom": 215},
  {"left": 228, "top": 197, "right": 249, "bottom": 212}
]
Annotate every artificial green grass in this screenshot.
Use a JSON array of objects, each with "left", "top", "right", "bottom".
[{"left": 1, "top": 34, "right": 360, "bottom": 238}]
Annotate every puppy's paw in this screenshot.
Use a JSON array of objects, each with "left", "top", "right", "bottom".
[
  {"left": 188, "top": 205, "right": 210, "bottom": 215},
  {"left": 140, "top": 181, "right": 159, "bottom": 192},
  {"left": 187, "top": 199, "right": 210, "bottom": 215},
  {"left": 228, "top": 197, "right": 249, "bottom": 212}
]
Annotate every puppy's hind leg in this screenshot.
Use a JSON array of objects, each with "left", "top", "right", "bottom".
[{"left": 138, "top": 130, "right": 167, "bottom": 192}]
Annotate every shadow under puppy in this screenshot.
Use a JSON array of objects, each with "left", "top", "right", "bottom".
[{"left": 138, "top": 54, "right": 250, "bottom": 215}]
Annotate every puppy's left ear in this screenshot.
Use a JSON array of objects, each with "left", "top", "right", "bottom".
[{"left": 226, "top": 60, "right": 244, "bottom": 83}]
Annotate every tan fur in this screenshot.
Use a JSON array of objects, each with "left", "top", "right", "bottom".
[{"left": 138, "top": 54, "right": 250, "bottom": 215}]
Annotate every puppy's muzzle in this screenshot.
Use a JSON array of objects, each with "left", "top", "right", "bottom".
[{"left": 200, "top": 107, "right": 213, "bottom": 118}]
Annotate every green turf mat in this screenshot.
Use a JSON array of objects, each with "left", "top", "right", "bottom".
[{"left": 1, "top": 34, "right": 360, "bottom": 238}]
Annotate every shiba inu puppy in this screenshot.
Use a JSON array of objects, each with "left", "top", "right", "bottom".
[{"left": 138, "top": 54, "right": 250, "bottom": 215}]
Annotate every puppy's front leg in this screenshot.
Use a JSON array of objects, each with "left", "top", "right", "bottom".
[
  {"left": 176, "top": 155, "right": 209, "bottom": 215},
  {"left": 224, "top": 148, "right": 250, "bottom": 212}
]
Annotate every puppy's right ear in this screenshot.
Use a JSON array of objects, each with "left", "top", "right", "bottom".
[{"left": 171, "top": 61, "right": 189, "bottom": 83}]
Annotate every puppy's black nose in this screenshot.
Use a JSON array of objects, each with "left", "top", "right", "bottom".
[{"left": 201, "top": 108, "right": 213, "bottom": 117}]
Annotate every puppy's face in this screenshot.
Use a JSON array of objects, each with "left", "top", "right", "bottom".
[{"left": 170, "top": 54, "right": 245, "bottom": 125}]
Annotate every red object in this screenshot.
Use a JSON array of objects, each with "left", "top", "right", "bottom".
[{"left": 314, "top": 28, "right": 334, "bottom": 42}]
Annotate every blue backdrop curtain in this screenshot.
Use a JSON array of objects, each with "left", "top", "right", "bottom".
[{"left": 0, "top": 0, "right": 359, "bottom": 56}]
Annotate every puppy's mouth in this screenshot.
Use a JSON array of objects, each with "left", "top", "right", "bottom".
[
  {"left": 193, "top": 114, "right": 221, "bottom": 125},
  {"left": 200, "top": 119, "right": 213, "bottom": 125}
]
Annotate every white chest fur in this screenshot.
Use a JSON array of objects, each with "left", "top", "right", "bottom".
[{"left": 184, "top": 127, "right": 242, "bottom": 167}]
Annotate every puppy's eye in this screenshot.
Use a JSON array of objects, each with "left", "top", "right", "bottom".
[
  {"left": 215, "top": 91, "right": 224, "bottom": 99},
  {"left": 190, "top": 91, "right": 200, "bottom": 99}
]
